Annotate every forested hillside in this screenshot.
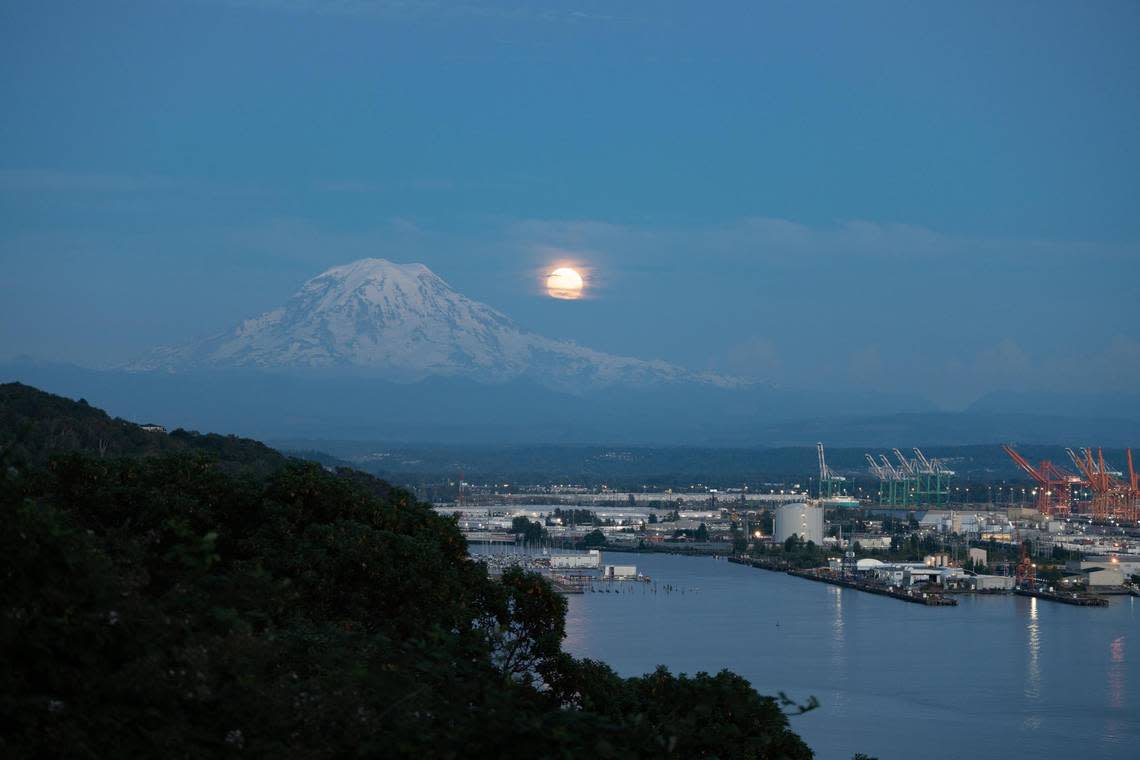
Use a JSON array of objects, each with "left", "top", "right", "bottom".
[
  {"left": 0, "top": 382, "right": 287, "bottom": 476},
  {"left": 0, "top": 384, "right": 814, "bottom": 758}
]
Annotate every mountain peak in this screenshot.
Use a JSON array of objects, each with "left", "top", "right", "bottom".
[
  {"left": 128, "top": 259, "right": 743, "bottom": 392},
  {"left": 303, "top": 258, "right": 453, "bottom": 309},
  {"left": 322, "top": 258, "right": 433, "bottom": 281}
]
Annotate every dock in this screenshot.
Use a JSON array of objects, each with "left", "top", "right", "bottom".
[
  {"left": 547, "top": 574, "right": 589, "bottom": 594},
  {"left": 728, "top": 555, "right": 793, "bottom": 572},
  {"left": 1014, "top": 588, "right": 1109, "bottom": 607}
]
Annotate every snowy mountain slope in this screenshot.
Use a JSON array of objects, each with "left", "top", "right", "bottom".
[{"left": 128, "top": 258, "right": 741, "bottom": 392}]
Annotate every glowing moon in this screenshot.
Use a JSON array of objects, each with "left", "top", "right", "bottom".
[{"left": 546, "top": 267, "right": 584, "bottom": 300}]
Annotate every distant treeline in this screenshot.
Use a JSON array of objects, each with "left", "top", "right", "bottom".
[{"left": 278, "top": 439, "right": 1133, "bottom": 489}]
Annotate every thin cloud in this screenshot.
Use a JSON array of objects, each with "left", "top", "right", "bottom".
[
  {"left": 311, "top": 176, "right": 531, "bottom": 194},
  {"left": 508, "top": 215, "right": 1140, "bottom": 263},
  {"left": 724, "top": 336, "right": 783, "bottom": 382},
  {"left": 202, "top": 0, "right": 636, "bottom": 24},
  {"left": 0, "top": 169, "right": 275, "bottom": 199},
  {"left": 0, "top": 170, "right": 184, "bottom": 193}
]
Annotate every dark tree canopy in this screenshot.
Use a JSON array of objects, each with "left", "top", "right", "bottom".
[
  {"left": 511, "top": 515, "right": 546, "bottom": 544},
  {"left": 0, "top": 384, "right": 814, "bottom": 758},
  {"left": 582, "top": 529, "right": 608, "bottom": 548}
]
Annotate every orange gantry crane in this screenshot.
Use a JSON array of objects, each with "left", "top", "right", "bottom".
[
  {"left": 1001, "top": 445, "right": 1079, "bottom": 517},
  {"left": 1129, "top": 448, "right": 1139, "bottom": 499},
  {"left": 1127, "top": 449, "right": 1140, "bottom": 523},
  {"left": 1066, "top": 447, "right": 1139, "bottom": 524}
]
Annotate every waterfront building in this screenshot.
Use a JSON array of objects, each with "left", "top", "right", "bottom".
[
  {"left": 550, "top": 550, "right": 602, "bottom": 569},
  {"left": 603, "top": 565, "right": 638, "bottom": 579},
  {"left": 856, "top": 558, "right": 965, "bottom": 587}
]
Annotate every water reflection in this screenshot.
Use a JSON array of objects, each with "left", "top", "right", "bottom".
[
  {"left": 831, "top": 587, "right": 845, "bottom": 643},
  {"left": 829, "top": 587, "right": 847, "bottom": 714},
  {"left": 1023, "top": 597, "right": 1041, "bottom": 729},
  {"left": 1108, "top": 636, "right": 1125, "bottom": 710}
]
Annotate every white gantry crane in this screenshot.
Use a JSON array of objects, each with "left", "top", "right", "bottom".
[
  {"left": 817, "top": 442, "right": 846, "bottom": 483},
  {"left": 817, "top": 442, "right": 847, "bottom": 498},
  {"left": 893, "top": 448, "right": 915, "bottom": 476}
]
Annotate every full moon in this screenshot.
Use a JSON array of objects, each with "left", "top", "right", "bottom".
[{"left": 546, "top": 267, "right": 584, "bottom": 300}]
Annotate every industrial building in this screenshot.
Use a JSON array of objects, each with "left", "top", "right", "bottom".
[
  {"left": 774, "top": 502, "right": 824, "bottom": 544},
  {"left": 847, "top": 534, "right": 892, "bottom": 551},
  {"left": 1081, "top": 566, "right": 1125, "bottom": 587},
  {"left": 971, "top": 575, "right": 1015, "bottom": 591},
  {"left": 1067, "top": 556, "right": 1140, "bottom": 578},
  {"left": 1065, "top": 559, "right": 1127, "bottom": 587},
  {"left": 918, "top": 511, "right": 991, "bottom": 536}
]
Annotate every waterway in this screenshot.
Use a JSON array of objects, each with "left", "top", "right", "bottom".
[{"left": 562, "top": 552, "right": 1138, "bottom": 760}]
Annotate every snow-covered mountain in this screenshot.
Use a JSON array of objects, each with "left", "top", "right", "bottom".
[{"left": 129, "top": 258, "right": 740, "bottom": 392}]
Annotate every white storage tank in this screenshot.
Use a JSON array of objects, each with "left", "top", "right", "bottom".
[{"left": 774, "top": 502, "right": 824, "bottom": 545}]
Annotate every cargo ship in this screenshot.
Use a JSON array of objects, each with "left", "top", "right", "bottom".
[{"left": 820, "top": 495, "right": 861, "bottom": 508}]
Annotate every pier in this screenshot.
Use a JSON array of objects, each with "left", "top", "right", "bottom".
[
  {"left": 547, "top": 574, "right": 588, "bottom": 594},
  {"left": 787, "top": 568, "right": 959, "bottom": 606},
  {"left": 730, "top": 556, "right": 958, "bottom": 605},
  {"left": 730, "top": 556, "right": 1126, "bottom": 608}
]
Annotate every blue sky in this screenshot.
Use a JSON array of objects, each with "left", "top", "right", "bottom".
[{"left": 1, "top": 0, "right": 1138, "bottom": 407}]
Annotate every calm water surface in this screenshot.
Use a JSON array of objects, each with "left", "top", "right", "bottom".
[{"left": 563, "top": 552, "right": 1138, "bottom": 760}]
